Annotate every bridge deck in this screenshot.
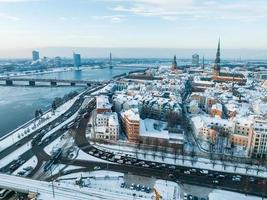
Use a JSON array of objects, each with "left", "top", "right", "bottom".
[
  {"left": 0, "top": 173, "right": 143, "bottom": 200},
  {"left": 0, "top": 77, "right": 101, "bottom": 84}
]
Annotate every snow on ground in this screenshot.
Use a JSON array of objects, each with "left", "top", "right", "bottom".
[
  {"left": 209, "top": 190, "right": 261, "bottom": 200},
  {"left": 0, "top": 142, "right": 31, "bottom": 168},
  {"left": 93, "top": 143, "right": 267, "bottom": 178},
  {"left": 13, "top": 156, "right": 38, "bottom": 175},
  {"left": 50, "top": 164, "right": 69, "bottom": 176},
  {"left": 154, "top": 180, "right": 181, "bottom": 200},
  {"left": 57, "top": 170, "right": 153, "bottom": 200},
  {"left": 44, "top": 136, "right": 62, "bottom": 155},
  {"left": 37, "top": 180, "right": 149, "bottom": 200},
  {"left": 62, "top": 165, "right": 85, "bottom": 172},
  {"left": 0, "top": 67, "right": 75, "bottom": 78},
  {"left": 91, "top": 83, "right": 114, "bottom": 95},
  {"left": 57, "top": 170, "right": 182, "bottom": 200},
  {"left": 59, "top": 170, "right": 124, "bottom": 180},
  {"left": 0, "top": 95, "right": 79, "bottom": 152}
]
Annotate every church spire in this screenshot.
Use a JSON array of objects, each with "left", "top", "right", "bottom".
[
  {"left": 172, "top": 55, "right": 177, "bottom": 70},
  {"left": 213, "top": 38, "right": 221, "bottom": 77},
  {"left": 215, "top": 38, "right": 220, "bottom": 65}
]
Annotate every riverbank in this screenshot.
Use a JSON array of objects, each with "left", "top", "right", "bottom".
[{"left": 0, "top": 67, "right": 147, "bottom": 137}]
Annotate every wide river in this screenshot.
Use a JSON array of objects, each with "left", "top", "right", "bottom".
[{"left": 0, "top": 67, "right": 143, "bottom": 137}]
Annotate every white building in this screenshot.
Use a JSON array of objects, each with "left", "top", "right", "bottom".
[
  {"left": 250, "top": 119, "right": 267, "bottom": 158},
  {"left": 95, "top": 112, "right": 119, "bottom": 141},
  {"left": 96, "top": 95, "right": 112, "bottom": 114},
  {"left": 188, "top": 100, "right": 199, "bottom": 114}
]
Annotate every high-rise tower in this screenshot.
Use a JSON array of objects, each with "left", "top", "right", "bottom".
[
  {"left": 192, "top": 54, "right": 199, "bottom": 67},
  {"left": 73, "top": 52, "right": 81, "bottom": 70},
  {"left": 32, "top": 50, "right": 40, "bottom": 61},
  {"left": 213, "top": 39, "right": 221, "bottom": 77},
  {"left": 202, "top": 56, "right": 205, "bottom": 69},
  {"left": 109, "top": 52, "right": 113, "bottom": 68}
]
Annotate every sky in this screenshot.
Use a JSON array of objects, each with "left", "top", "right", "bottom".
[{"left": 0, "top": 0, "right": 267, "bottom": 58}]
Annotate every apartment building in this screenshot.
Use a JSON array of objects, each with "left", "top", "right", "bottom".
[
  {"left": 249, "top": 119, "right": 267, "bottom": 158},
  {"left": 95, "top": 112, "right": 119, "bottom": 141},
  {"left": 121, "top": 109, "right": 140, "bottom": 142}
]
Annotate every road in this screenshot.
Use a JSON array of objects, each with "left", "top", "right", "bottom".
[
  {"left": 1, "top": 82, "right": 267, "bottom": 199},
  {"left": 72, "top": 106, "right": 267, "bottom": 198},
  {"left": 0, "top": 85, "right": 104, "bottom": 174}
]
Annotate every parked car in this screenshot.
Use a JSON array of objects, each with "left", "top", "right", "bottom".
[{"left": 93, "top": 166, "right": 101, "bottom": 170}]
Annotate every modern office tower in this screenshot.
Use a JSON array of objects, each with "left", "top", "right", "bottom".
[
  {"left": 109, "top": 52, "right": 112, "bottom": 68},
  {"left": 192, "top": 53, "right": 200, "bottom": 67},
  {"left": 202, "top": 56, "right": 205, "bottom": 69},
  {"left": 32, "top": 50, "right": 40, "bottom": 61},
  {"left": 73, "top": 53, "right": 81, "bottom": 69},
  {"left": 54, "top": 56, "right": 61, "bottom": 67}
]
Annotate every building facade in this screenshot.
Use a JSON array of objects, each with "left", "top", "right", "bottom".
[
  {"left": 121, "top": 109, "right": 140, "bottom": 142},
  {"left": 32, "top": 50, "right": 40, "bottom": 61},
  {"left": 192, "top": 54, "right": 199, "bottom": 67},
  {"left": 95, "top": 112, "right": 119, "bottom": 141},
  {"left": 249, "top": 119, "right": 267, "bottom": 158},
  {"left": 73, "top": 53, "right": 81, "bottom": 69}
]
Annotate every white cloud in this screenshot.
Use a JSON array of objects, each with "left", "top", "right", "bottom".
[
  {"left": 0, "top": 0, "right": 42, "bottom": 2},
  {"left": 162, "top": 16, "right": 177, "bottom": 21},
  {"left": 0, "top": 13, "right": 21, "bottom": 21},
  {"left": 59, "top": 17, "right": 66, "bottom": 21},
  {"left": 92, "top": 15, "right": 124, "bottom": 23},
  {"left": 58, "top": 16, "right": 79, "bottom": 21},
  {"left": 111, "top": 0, "right": 267, "bottom": 22},
  {"left": 111, "top": 17, "right": 122, "bottom": 23},
  {"left": 63, "top": 34, "right": 103, "bottom": 40}
]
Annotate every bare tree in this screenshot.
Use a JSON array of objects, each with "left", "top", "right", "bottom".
[
  {"left": 211, "top": 160, "right": 216, "bottom": 169},
  {"left": 173, "top": 147, "right": 178, "bottom": 163},
  {"left": 233, "top": 164, "right": 237, "bottom": 172},
  {"left": 165, "top": 111, "right": 181, "bottom": 128}
]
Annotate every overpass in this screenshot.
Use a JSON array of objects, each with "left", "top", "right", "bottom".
[
  {"left": 0, "top": 173, "right": 147, "bottom": 200},
  {"left": 0, "top": 77, "right": 104, "bottom": 87}
]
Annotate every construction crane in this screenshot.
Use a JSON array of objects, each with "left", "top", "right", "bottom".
[{"left": 153, "top": 188, "right": 161, "bottom": 200}]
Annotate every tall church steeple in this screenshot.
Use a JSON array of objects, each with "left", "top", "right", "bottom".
[
  {"left": 172, "top": 55, "right": 177, "bottom": 70},
  {"left": 215, "top": 38, "right": 221, "bottom": 65},
  {"left": 213, "top": 38, "right": 221, "bottom": 76}
]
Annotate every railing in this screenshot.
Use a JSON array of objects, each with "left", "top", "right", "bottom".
[{"left": 0, "top": 77, "right": 99, "bottom": 84}]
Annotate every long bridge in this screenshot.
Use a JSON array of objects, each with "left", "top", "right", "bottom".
[{"left": 0, "top": 77, "right": 103, "bottom": 87}]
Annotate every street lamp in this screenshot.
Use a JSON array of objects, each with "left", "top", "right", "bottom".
[{"left": 50, "top": 168, "right": 55, "bottom": 198}]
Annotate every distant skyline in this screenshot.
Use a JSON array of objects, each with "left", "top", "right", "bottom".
[
  {"left": 1, "top": 47, "right": 267, "bottom": 60},
  {"left": 0, "top": 0, "right": 267, "bottom": 58}
]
